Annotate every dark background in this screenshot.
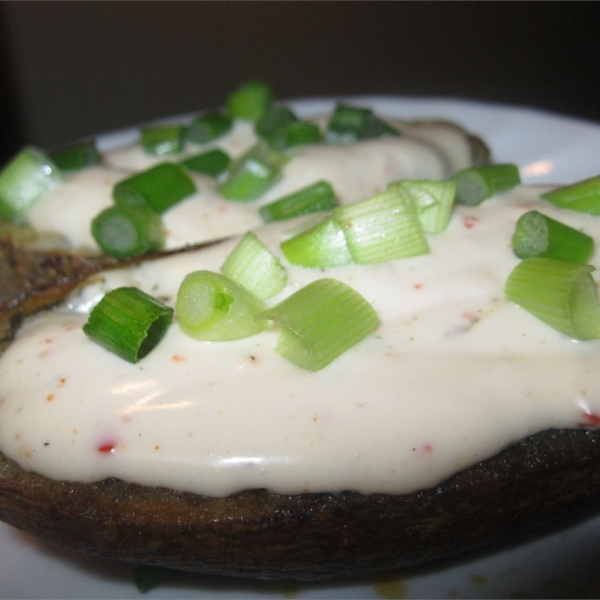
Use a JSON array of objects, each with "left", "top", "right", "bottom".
[{"left": 0, "top": 2, "right": 598, "bottom": 164}]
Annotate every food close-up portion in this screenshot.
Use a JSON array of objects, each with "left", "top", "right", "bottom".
[{"left": 1, "top": 83, "right": 600, "bottom": 596}]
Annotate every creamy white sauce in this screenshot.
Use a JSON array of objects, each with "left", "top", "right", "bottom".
[
  {"left": 1, "top": 186, "right": 599, "bottom": 497},
  {"left": 24, "top": 118, "right": 473, "bottom": 252}
]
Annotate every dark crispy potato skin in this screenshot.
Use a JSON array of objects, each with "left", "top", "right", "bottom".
[{"left": 2, "top": 428, "right": 600, "bottom": 580}]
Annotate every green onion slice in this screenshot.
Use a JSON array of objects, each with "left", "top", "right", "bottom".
[
  {"left": 187, "top": 111, "right": 232, "bottom": 144},
  {"left": 180, "top": 149, "right": 231, "bottom": 177},
  {"left": 389, "top": 179, "right": 457, "bottom": 233},
  {"left": 512, "top": 210, "right": 594, "bottom": 264},
  {"left": 540, "top": 176, "right": 600, "bottom": 215},
  {"left": 141, "top": 125, "right": 186, "bottom": 156},
  {"left": 50, "top": 140, "right": 100, "bottom": 172},
  {"left": 333, "top": 188, "right": 429, "bottom": 264},
  {"left": 91, "top": 205, "right": 165, "bottom": 259},
  {"left": 326, "top": 104, "right": 400, "bottom": 144},
  {"left": 452, "top": 163, "right": 521, "bottom": 206},
  {"left": 113, "top": 163, "right": 196, "bottom": 213},
  {"left": 259, "top": 180, "right": 337, "bottom": 223},
  {"left": 258, "top": 278, "right": 378, "bottom": 371},
  {"left": 218, "top": 142, "right": 285, "bottom": 201},
  {"left": 274, "top": 121, "right": 323, "bottom": 151},
  {"left": 176, "top": 271, "right": 267, "bottom": 341},
  {"left": 256, "top": 106, "right": 298, "bottom": 138},
  {"left": 281, "top": 216, "right": 352, "bottom": 268},
  {"left": 505, "top": 258, "right": 600, "bottom": 340},
  {"left": 226, "top": 81, "right": 273, "bottom": 122},
  {"left": 221, "top": 232, "right": 287, "bottom": 298},
  {"left": 83, "top": 287, "right": 174, "bottom": 363},
  {"left": 0, "top": 147, "right": 63, "bottom": 221}
]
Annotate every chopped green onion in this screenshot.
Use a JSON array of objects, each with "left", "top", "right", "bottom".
[
  {"left": 540, "top": 176, "right": 600, "bottom": 215},
  {"left": 226, "top": 81, "right": 273, "bottom": 121},
  {"left": 83, "top": 287, "right": 173, "bottom": 363},
  {"left": 505, "top": 258, "right": 600, "bottom": 340},
  {"left": 326, "top": 104, "right": 400, "bottom": 144},
  {"left": 281, "top": 216, "right": 352, "bottom": 268},
  {"left": 221, "top": 232, "right": 287, "bottom": 298},
  {"left": 452, "top": 163, "right": 521, "bottom": 206},
  {"left": 176, "top": 271, "right": 266, "bottom": 341},
  {"left": 50, "top": 140, "right": 100, "bottom": 172},
  {"left": 187, "top": 111, "right": 232, "bottom": 144},
  {"left": 113, "top": 163, "right": 196, "bottom": 213},
  {"left": 91, "top": 205, "right": 165, "bottom": 258},
  {"left": 256, "top": 106, "right": 298, "bottom": 139},
  {"left": 218, "top": 142, "right": 285, "bottom": 201},
  {"left": 141, "top": 124, "right": 186, "bottom": 156},
  {"left": 180, "top": 149, "right": 231, "bottom": 177},
  {"left": 259, "top": 180, "right": 337, "bottom": 223},
  {"left": 389, "top": 179, "right": 457, "bottom": 233},
  {"left": 512, "top": 210, "right": 594, "bottom": 264},
  {"left": 333, "top": 188, "right": 429, "bottom": 264},
  {"left": 273, "top": 121, "right": 323, "bottom": 151},
  {"left": 0, "top": 147, "right": 62, "bottom": 221},
  {"left": 258, "top": 278, "right": 378, "bottom": 371}
]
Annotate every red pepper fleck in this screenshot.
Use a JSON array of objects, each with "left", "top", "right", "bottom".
[
  {"left": 579, "top": 411, "right": 600, "bottom": 427},
  {"left": 462, "top": 216, "right": 478, "bottom": 229},
  {"left": 423, "top": 444, "right": 433, "bottom": 454},
  {"left": 97, "top": 443, "right": 116, "bottom": 454},
  {"left": 46, "top": 394, "right": 55, "bottom": 402},
  {"left": 172, "top": 354, "right": 186, "bottom": 363},
  {"left": 413, "top": 283, "right": 424, "bottom": 290}
]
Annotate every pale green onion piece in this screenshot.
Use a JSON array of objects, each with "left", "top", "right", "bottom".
[
  {"left": 218, "top": 142, "right": 285, "bottom": 201},
  {"left": 333, "top": 188, "right": 429, "bottom": 264},
  {"left": 540, "top": 176, "right": 600, "bottom": 215},
  {"left": 259, "top": 180, "right": 337, "bottom": 223},
  {"left": 83, "top": 287, "right": 173, "bottom": 363},
  {"left": 0, "top": 147, "right": 62, "bottom": 221},
  {"left": 221, "top": 231, "right": 287, "bottom": 298},
  {"left": 505, "top": 258, "right": 600, "bottom": 340},
  {"left": 389, "top": 179, "right": 457, "bottom": 233},
  {"left": 226, "top": 81, "right": 273, "bottom": 121},
  {"left": 258, "top": 278, "right": 378, "bottom": 371},
  {"left": 512, "top": 210, "right": 594, "bottom": 264},
  {"left": 281, "top": 216, "right": 352, "bottom": 268},
  {"left": 452, "top": 164, "right": 521, "bottom": 206},
  {"left": 187, "top": 112, "right": 232, "bottom": 144},
  {"left": 176, "top": 271, "right": 266, "bottom": 341}
]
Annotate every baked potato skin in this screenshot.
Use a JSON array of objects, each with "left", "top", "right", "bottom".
[{"left": 2, "top": 428, "right": 600, "bottom": 580}]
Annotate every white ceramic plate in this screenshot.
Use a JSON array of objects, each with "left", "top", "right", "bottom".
[{"left": 2, "top": 98, "right": 600, "bottom": 599}]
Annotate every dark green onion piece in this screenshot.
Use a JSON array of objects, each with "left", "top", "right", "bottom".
[
  {"left": 505, "top": 258, "right": 600, "bottom": 340},
  {"left": 226, "top": 80, "right": 273, "bottom": 121},
  {"left": 0, "top": 146, "right": 62, "bottom": 221},
  {"left": 326, "top": 104, "right": 400, "bottom": 144},
  {"left": 83, "top": 287, "right": 174, "bottom": 363},
  {"left": 452, "top": 163, "right": 521, "bottom": 206},
  {"left": 180, "top": 149, "right": 231, "bottom": 177},
  {"left": 540, "top": 176, "right": 600, "bottom": 215},
  {"left": 281, "top": 216, "right": 352, "bottom": 268},
  {"left": 218, "top": 142, "right": 285, "bottom": 201},
  {"left": 333, "top": 188, "right": 429, "bottom": 264},
  {"left": 176, "top": 271, "right": 267, "bottom": 341},
  {"left": 187, "top": 111, "right": 232, "bottom": 144},
  {"left": 50, "top": 140, "right": 100, "bottom": 172},
  {"left": 259, "top": 180, "right": 337, "bottom": 223},
  {"left": 91, "top": 205, "right": 165, "bottom": 259},
  {"left": 258, "top": 278, "right": 378, "bottom": 371},
  {"left": 141, "top": 124, "right": 186, "bottom": 156},
  {"left": 113, "top": 163, "right": 196, "bottom": 213},
  {"left": 273, "top": 121, "right": 323, "bottom": 151},
  {"left": 221, "top": 231, "right": 287, "bottom": 298},
  {"left": 512, "top": 210, "right": 594, "bottom": 264},
  {"left": 256, "top": 106, "right": 298, "bottom": 140}
]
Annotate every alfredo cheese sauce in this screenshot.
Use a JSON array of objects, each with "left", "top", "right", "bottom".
[{"left": 1, "top": 181, "right": 600, "bottom": 497}]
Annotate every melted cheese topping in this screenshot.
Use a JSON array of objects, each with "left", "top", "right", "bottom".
[{"left": 1, "top": 186, "right": 599, "bottom": 497}]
